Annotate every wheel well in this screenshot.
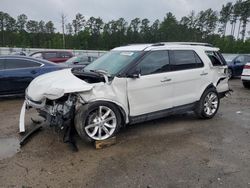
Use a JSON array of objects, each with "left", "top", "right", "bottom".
[
  {"left": 205, "top": 83, "right": 216, "bottom": 91},
  {"left": 86, "top": 100, "right": 127, "bottom": 127},
  {"left": 199, "top": 84, "right": 217, "bottom": 100}
]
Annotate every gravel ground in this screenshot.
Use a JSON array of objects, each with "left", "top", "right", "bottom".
[{"left": 0, "top": 79, "right": 249, "bottom": 188}]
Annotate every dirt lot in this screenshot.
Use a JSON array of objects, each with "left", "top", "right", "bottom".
[{"left": 0, "top": 79, "right": 250, "bottom": 188}]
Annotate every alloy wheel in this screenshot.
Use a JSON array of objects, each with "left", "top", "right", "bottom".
[
  {"left": 85, "top": 106, "right": 117, "bottom": 140},
  {"left": 203, "top": 92, "right": 219, "bottom": 116}
]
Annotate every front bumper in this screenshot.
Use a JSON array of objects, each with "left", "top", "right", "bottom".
[
  {"left": 19, "top": 94, "right": 77, "bottom": 133},
  {"left": 19, "top": 101, "right": 27, "bottom": 133},
  {"left": 19, "top": 97, "right": 45, "bottom": 133}
]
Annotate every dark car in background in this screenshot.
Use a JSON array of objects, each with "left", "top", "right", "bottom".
[
  {"left": 223, "top": 54, "right": 250, "bottom": 78},
  {"left": 64, "top": 55, "right": 98, "bottom": 69},
  {"left": 30, "top": 51, "right": 73, "bottom": 63},
  {"left": 0, "top": 56, "right": 66, "bottom": 97}
]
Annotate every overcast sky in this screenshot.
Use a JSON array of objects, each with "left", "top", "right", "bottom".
[{"left": 1, "top": 0, "right": 239, "bottom": 33}]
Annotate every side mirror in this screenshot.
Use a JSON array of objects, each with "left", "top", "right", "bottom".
[
  {"left": 127, "top": 69, "right": 141, "bottom": 78},
  {"left": 73, "top": 61, "right": 79, "bottom": 65}
]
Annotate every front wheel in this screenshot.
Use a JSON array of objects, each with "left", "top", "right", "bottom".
[
  {"left": 195, "top": 88, "right": 220, "bottom": 119},
  {"left": 75, "top": 102, "right": 121, "bottom": 142}
]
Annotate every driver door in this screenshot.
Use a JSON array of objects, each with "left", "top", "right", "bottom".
[
  {"left": 127, "top": 50, "right": 173, "bottom": 116},
  {"left": 234, "top": 55, "right": 245, "bottom": 76}
]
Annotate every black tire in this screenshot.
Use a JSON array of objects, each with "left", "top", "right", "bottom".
[
  {"left": 74, "top": 101, "right": 122, "bottom": 142},
  {"left": 195, "top": 88, "right": 220, "bottom": 119},
  {"left": 243, "top": 81, "right": 250, "bottom": 89}
]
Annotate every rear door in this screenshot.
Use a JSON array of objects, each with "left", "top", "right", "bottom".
[
  {"left": 0, "top": 58, "right": 42, "bottom": 95},
  {"left": 168, "top": 50, "right": 209, "bottom": 107},
  {"left": 233, "top": 55, "right": 246, "bottom": 76},
  {"left": 127, "top": 50, "right": 173, "bottom": 116}
]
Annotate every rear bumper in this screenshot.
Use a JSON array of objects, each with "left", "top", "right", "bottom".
[{"left": 241, "top": 75, "right": 250, "bottom": 81}]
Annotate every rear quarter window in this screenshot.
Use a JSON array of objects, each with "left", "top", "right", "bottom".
[
  {"left": 206, "top": 51, "right": 226, "bottom": 66},
  {"left": 170, "top": 50, "right": 204, "bottom": 71}
]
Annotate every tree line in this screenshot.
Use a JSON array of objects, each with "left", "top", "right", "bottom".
[{"left": 0, "top": 0, "right": 250, "bottom": 53}]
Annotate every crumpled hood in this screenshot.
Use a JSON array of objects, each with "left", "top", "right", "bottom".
[{"left": 27, "top": 68, "right": 93, "bottom": 101}]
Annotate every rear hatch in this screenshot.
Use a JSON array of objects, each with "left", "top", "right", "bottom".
[{"left": 206, "top": 51, "right": 229, "bottom": 93}]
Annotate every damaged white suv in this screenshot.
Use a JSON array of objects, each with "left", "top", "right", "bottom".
[{"left": 20, "top": 43, "right": 230, "bottom": 142}]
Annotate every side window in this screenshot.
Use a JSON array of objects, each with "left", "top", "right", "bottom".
[
  {"left": 80, "top": 56, "right": 89, "bottom": 63},
  {"left": 5, "top": 59, "right": 41, "bottom": 69},
  {"left": 136, "top": 51, "right": 170, "bottom": 76},
  {"left": 170, "top": 50, "right": 203, "bottom": 71},
  {"left": 206, "top": 51, "right": 224, "bottom": 66},
  {"left": 58, "top": 52, "right": 72, "bottom": 58},
  {"left": 31, "top": 52, "right": 43, "bottom": 58},
  {"left": 235, "top": 55, "right": 245, "bottom": 64},
  {"left": 245, "top": 56, "right": 250, "bottom": 63},
  {"left": 44, "top": 52, "right": 57, "bottom": 59},
  {"left": 0, "top": 59, "right": 5, "bottom": 70}
]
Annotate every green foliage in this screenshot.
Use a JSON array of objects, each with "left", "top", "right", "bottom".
[{"left": 0, "top": 0, "right": 250, "bottom": 53}]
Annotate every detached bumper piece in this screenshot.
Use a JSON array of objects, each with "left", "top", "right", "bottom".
[
  {"left": 18, "top": 95, "right": 79, "bottom": 151},
  {"left": 20, "top": 125, "right": 43, "bottom": 146},
  {"left": 219, "top": 89, "right": 233, "bottom": 98}
]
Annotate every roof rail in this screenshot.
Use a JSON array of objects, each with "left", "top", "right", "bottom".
[{"left": 152, "top": 42, "right": 214, "bottom": 47}]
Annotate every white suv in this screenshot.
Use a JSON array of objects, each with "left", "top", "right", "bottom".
[{"left": 20, "top": 43, "right": 230, "bottom": 142}]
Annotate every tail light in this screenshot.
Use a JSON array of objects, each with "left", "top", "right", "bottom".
[{"left": 244, "top": 65, "right": 250, "bottom": 69}]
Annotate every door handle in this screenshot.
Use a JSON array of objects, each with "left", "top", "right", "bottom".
[
  {"left": 161, "top": 78, "right": 172, "bottom": 82},
  {"left": 200, "top": 72, "right": 208, "bottom": 76}
]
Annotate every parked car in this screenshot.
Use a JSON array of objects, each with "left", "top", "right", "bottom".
[
  {"left": 30, "top": 51, "right": 73, "bottom": 63},
  {"left": 0, "top": 56, "right": 66, "bottom": 97},
  {"left": 20, "top": 43, "right": 230, "bottom": 142},
  {"left": 224, "top": 54, "right": 250, "bottom": 78},
  {"left": 64, "top": 55, "right": 98, "bottom": 69},
  {"left": 241, "top": 63, "right": 250, "bottom": 88},
  {"left": 11, "top": 51, "right": 27, "bottom": 56}
]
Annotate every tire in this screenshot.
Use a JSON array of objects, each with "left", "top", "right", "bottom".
[
  {"left": 195, "top": 88, "right": 220, "bottom": 119},
  {"left": 228, "top": 68, "right": 233, "bottom": 79},
  {"left": 243, "top": 81, "right": 250, "bottom": 89},
  {"left": 74, "top": 101, "right": 122, "bottom": 142}
]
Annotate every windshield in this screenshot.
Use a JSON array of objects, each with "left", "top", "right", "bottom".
[
  {"left": 65, "top": 56, "right": 79, "bottom": 64},
  {"left": 84, "top": 51, "right": 143, "bottom": 76}
]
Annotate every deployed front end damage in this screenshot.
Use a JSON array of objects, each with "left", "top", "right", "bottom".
[
  {"left": 18, "top": 68, "right": 93, "bottom": 133},
  {"left": 19, "top": 68, "right": 128, "bottom": 142},
  {"left": 20, "top": 94, "right": 78, "bottom": 133}
]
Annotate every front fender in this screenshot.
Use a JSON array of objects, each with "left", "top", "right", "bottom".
[{"left": 87, "top": 98, "right": 129, "bottom": 123}]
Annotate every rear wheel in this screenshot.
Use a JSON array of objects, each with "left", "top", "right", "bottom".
[
  {"left": 75, "top": 102, "right": 121, "bottom": 142},
  {"left": 243, "top": 81, "right": 250, "bottom": 89},
  {"left": 195, "top": 88, "right": 220, "bottom": 119}
]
